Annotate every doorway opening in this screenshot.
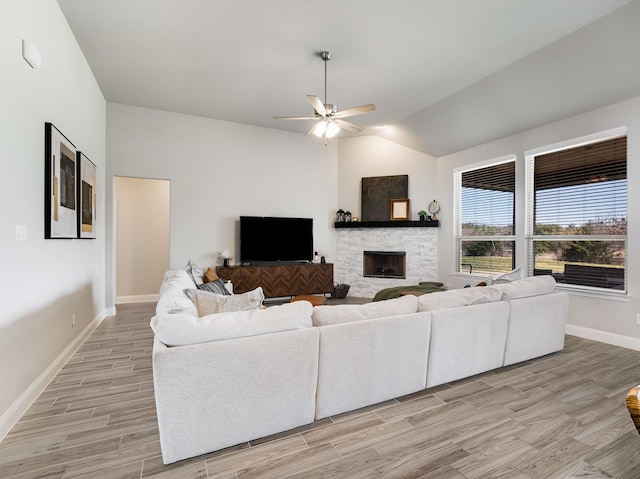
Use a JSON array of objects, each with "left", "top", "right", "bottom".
[{"left": 114, "top": 177, "right": 170, "bottom": 304}]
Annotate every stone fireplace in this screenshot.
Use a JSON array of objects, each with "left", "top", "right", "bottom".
[{"left": 335, "top": 226, "right": 437, "bottom": 298}]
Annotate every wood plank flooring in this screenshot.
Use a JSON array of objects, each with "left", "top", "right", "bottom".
[{"left": 1, "top": 302, "right": 640, "bottom": 478}]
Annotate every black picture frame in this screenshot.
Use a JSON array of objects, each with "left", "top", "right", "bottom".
[
  {"left": 45, "top": 123, "right": 77, "bottom": 239},
  {"left": 77, "top": 151, "right": 97, "bottom": 239}
]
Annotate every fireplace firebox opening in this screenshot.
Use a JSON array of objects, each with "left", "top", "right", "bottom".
[{"left": 363, "top": 251, "right": 406, "bottom": 279}]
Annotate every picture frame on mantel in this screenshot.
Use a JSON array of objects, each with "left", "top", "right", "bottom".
[
  {"left": 77, "top": 151, "right": 97, "bottom": 239},
  {"left": 390, "top": 199, "right": 410, "bottom": 220},
  {"left": 44, "top": 122, "right": 78, "bottom": 239}
]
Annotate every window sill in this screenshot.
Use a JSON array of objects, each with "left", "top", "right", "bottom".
[{"left": 555, "top": 283, "right": 630, "bottom": 302}]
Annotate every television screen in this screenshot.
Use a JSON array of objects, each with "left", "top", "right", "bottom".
[{"left": 240, "top": 216, "right": 313, "bottom": 264}]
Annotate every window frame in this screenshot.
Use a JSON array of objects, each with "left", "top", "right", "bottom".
[
  {"left": 454, "top": 154, "right": 517, "bottom": 275},
  {"left": 524, "top": 126, "right": 628, "bottom": 296}
]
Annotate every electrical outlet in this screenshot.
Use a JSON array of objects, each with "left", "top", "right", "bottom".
[
  {"left": 72, "top": 314, "right": 76, "bottom": 327},
  {"left": 636, "top": 314, "right": 640, "bottom": 325}
]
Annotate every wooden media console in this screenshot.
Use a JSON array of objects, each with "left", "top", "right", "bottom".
[{"left": 217, "top": 263, "right": 334, "bottom": 298}]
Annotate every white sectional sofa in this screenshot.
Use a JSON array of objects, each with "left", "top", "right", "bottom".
[{"left": 150, "top": 270, "right": 568, "bottom": 464}]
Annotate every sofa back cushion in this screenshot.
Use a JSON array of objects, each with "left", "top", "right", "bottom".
[
  {"left": 150, "top": 300, "right": 313, "bottom": 347},
  {"left": 417, "top": 285, "right": 502, "bottom": 312},
  {"left": 159, "top": 269, "right": 196, "bottom": 294},
  {"left": 496, "top": 275, "right": 556, "bottom": 300},
  {"left": 312, "top": 295, "right": 418, "bottom": 327}
]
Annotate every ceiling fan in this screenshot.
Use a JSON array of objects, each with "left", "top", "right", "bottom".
[{"left": 274, "top": 51, "right": 376, "bottom": 143}]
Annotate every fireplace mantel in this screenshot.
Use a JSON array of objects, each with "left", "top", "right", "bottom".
[{"left": 334, "top": 220, "right": 438, "bottom": 229}]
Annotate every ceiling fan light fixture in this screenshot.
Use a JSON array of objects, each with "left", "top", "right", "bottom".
[
  {"left": 325, "top": 121, "right": 340, "bottom": 138},
  {"left": 311, "top": 121, "right": 327, "bottom": 138}
]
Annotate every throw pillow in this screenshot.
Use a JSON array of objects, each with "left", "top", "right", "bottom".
[
  {"left": 491, "top": 265, "right": 523, "bottom": 284},
  {"left": 185, "top": 286, "right": 264, "bottom": 316},
  {"left": 197, "top": 278, "right": 231, "bottom": 295},
  {"left": 185, "top": 259, "right": 205, "bottom": 286},
  {"left": 203, "top": 267, "right": 219, "bottom": 283}
]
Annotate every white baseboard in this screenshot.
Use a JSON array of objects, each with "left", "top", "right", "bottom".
[
  {"left": 115, "top": 294, "right": 158, "bottom": 304},
  {"left": 566, "top": 323, "right": 640, "bottom": 352},
  {"left": 0, "top": 308, "right": 109, "bottom": 441}
]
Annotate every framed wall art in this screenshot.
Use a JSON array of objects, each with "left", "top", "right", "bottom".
[
  {"left": 77, "top": 152, "right": 97, "bottom": 239},
  {"left": 361, "top": 174, "right": 409, "bottom": 221},
  {"left": 390, "top": 198, "right": 410, "bottom": 220},
  {"left": 45, "top": 123, "right": 77, "bottom": 238}
]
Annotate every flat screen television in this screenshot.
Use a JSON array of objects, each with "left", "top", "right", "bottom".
[{"left": 240, "top": 216, "right": 313, "bottom": 264}]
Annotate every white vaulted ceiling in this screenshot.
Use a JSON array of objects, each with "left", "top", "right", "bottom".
[{"left": 56, "top": 0, "right": 640, "bottom": 156}]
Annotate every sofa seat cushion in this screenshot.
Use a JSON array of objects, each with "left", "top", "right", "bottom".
[
  {"left": 496, "top": 275, "right": 556, "bottom": 300},
  {"left": 150, "top": 300, "right": 313, "bottom": 347},
  {"left": 417, "top": 285, "right": 502, "bottom": 312},
  {"left": 311, "top": 295, "right": 418, "bottom": 327}
]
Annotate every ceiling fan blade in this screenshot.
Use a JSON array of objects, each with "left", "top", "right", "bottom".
[
  {"left": 273, "top": 116, "right": 318, "bottom": 120},
  {"left": 333, "top": 104, "right": 377, "bottom": 118},
  {"left": 307, "top": 95, "right": 327, "bottom": 116},
  {"left": 334, "top": 119, "right": 362, "bottom": 133}
]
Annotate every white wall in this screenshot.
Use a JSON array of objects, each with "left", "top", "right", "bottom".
[
  {"left": 436, "top": 95, "right": 640, "bottom": 340},
  {"left": 337, "top": 136, "right": 437, "bottom": 220},
  {"left": 106, "top": 103, "right": 339, "bottom": 306},
  {"left": 0, "top": 0, "right": 106, "bottom": 431},
  {"left": 114, "top": 177, "right": 170, "bottom": 301}
]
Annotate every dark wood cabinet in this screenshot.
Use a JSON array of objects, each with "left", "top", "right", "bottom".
[{"left": 217, "top": 263, "right": 334, "bottom": 298}]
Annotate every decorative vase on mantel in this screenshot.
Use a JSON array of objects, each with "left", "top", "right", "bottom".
[{"left": 223, "top": 258, "right": 230, "bottom": 267}]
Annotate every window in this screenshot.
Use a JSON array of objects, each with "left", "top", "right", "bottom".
[
  {"left": 526, "top": 132, "right": 627, "bottom": 291},
  {"left": 455, "top": 157, "right": 516, "bottom": 274}
]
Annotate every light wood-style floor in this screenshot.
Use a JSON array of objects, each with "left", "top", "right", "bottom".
[{"left": 2, "top": 302, "right": 640, "bottom": 478}]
